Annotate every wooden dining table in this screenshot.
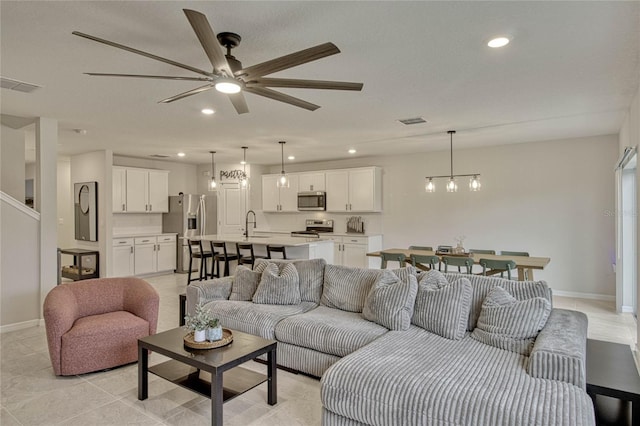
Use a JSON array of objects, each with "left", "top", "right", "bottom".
[{"left": 366, "top": 249, "right": 550, "bottom": 281}]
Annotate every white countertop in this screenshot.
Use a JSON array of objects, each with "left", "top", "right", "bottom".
[
  {"left": 192, "top": 234, "right": 334, "bottom": 247},
  {"left": 254, "top": 230, "right": 382, "bottom": 237},
  {"left": 113, "top": 232, "right": 177, "bottom": 238}
]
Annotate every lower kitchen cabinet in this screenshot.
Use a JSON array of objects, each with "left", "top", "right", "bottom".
[
  {"left": 112, "top": 234, "right": 176, "bottom": 277},
  {"left": 332, "top": 235, "right": 382, "bottom": 268}
]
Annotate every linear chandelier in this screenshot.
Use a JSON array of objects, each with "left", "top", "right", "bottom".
[{"left": 425, "top": 130, "right": 481, "bottom": 193}]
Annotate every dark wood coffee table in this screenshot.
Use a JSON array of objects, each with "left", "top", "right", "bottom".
[
  {"left": 138, "top": 327, "right": 277, "bottom": 425},
  {"left": 586, "top": 339, "right": 640, "bottom": 425}
]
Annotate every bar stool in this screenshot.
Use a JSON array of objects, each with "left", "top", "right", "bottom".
[
  {"left": 210, "top": 241, "right": 239, "bottom": 277},
  {"left": 267, "top": 245, "right": 287, "bottom": 259},
  {"left": 442, "top": 256, "right": 473, "bottom": 274},
  {"left": 236, "top": 242, "right": 267, "bottom": 269},
  {"left": 186, "top": 239, "right": 213, "bottom": 284},
  {"left": 479, "top": 258, "right": 517, "bottom": 280},
  {"left": 380, "top": 252, "right": 406, "bottom": 269}
]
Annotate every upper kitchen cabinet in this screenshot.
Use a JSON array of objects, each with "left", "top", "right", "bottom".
[
  {"left": 113, "top": 166, "right": 169, "bottom": 213},
  {"left": 326, "top": 167, "right": 382, "bottom": 212},
  {"left": 261, "top": 174, "right": 299, "bottom": 212},
  {"left": 298, "top": 172, "right": 325, "bottom": 192}
]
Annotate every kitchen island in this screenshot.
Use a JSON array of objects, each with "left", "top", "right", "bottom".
[{"left": 192, "top": 234, "right": 335, "bottom": 264}]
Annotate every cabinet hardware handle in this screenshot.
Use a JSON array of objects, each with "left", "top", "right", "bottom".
[
  {"left": 142, "top": 240, "right": 149, "bottom": 242},
  {"left": 345, "top": 204, "right": 348, "bottom": 211},
  {"left": 130, "top": 247, "right": 133, "bottom": 254},
  {"left": 349, "top": 204, "right": 352, "bottom": 210},
  {"left": 122, "top": 204, "right": 125, "bottom": 211},
  {"left": 149, "top": 204, "right": 152, "bottom": 211}
]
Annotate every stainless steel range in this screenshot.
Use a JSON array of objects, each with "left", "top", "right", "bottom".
[{"left": 291, "top": 219, "right": 334, "bottom": 238}]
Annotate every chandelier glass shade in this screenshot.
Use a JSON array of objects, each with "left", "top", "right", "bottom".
[
  {"left": 276, "top": 141, "right": 289, "bottom": 188},
  {"left": 425, "top": 130, "right": 481, "bottom": 193},
  {"left": 240, "top": 146, "right": 248, "bottom": 188}
]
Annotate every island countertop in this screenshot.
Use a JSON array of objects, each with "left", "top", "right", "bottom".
[{"left": 189, "top": 234, "right": 333, "bottom": 247}]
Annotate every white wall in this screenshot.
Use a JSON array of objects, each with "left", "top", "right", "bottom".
[
  {"left": 263, "top": 135, "right": 618, "bottom": 298},
  {"left": 56, "top": 157, "right": 74, "bottom": 249},
  {"left": 70, "top": 151, "right": 112, "bottom": 277},
  {"left": 1, "top": 125, "right": 25, "bottom": 201}
]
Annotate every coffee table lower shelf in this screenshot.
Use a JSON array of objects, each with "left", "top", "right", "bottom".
[{"left": 148, "top": 360, "right": 267, "bottom": 402}]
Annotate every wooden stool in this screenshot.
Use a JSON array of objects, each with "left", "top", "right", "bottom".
[
  {"left": 236, "top": 242, "right": 266, "bottom": 269},
  {"left": 267, "top": 245, "right": 287, "bottom": 259},
  {"left": 210, "top": 241, "right": 239, "bottom": 277},
  {"left": 187, "top": 239, "right": 212, "bottom": 284}
]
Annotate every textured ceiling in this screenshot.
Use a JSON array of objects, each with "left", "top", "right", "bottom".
[{"left": 2, "top": 1, "right": 639, "bottom": 166}]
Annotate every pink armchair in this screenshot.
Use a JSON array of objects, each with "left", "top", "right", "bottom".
[{"left": 43, "top": 277, "right": 159, "bottom": 376}]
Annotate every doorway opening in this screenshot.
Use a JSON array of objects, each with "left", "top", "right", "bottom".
[{"left": 617, "top": 147, "right": 637, "bottom": 316}]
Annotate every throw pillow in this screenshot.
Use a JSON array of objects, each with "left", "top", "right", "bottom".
[
  {"left": 411, "top": 274, "right": 472, "bottom": 340},
  {"left": 229, "top": 265, "right": 262, "bottom": 301},
  {"left": 321, "top": 264, "right": 382, "bottom": 313},
  {"left": 471, "top": 286, "right": 551, "bottom": 356},
  {"left": 252, "top": 263, "right": 301, "bottom": 305},
  {"left": 362, "top": 270, "right": 418, "bottom": 331}
]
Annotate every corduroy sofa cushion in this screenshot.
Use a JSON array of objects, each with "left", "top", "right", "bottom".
[
  {"left": 321, "top": 265, "right": 381, "bottom": 313},
  {"left": 362, "top": 270, "right": 418, "bottom": 331},
  {"left": 253, "top": 263, "right": 301, "bottom": 305},
  {"left": 229, "top": 266, "right": 261, "bottom": 301}
]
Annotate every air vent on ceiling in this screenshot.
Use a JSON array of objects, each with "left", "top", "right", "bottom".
[
  {"left": 398, "top": 117, "right": 427, "bottom": 125},
  {"left": 149, "top": 154, "right": 170, "bottom": 158},
  {"left": 0, "top": 76, "right": 41, "bottom": 93}
]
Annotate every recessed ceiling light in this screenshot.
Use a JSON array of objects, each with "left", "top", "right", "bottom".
[
  {"left": 201, "top": 108, "right": 215, "bottom": 115},
  {"left": 348, "top": 149, "right": 356, "bottom": 154},
  {"left": 487, "top": 37, "right": 510, "bottom": 48},
  {"left": 177, "top": 152, "right": 186, "bottom": 157},
  {"left": 288, "top": 155, "right": 295, "bottom": 160}
]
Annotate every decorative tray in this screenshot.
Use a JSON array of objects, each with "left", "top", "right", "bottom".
[
  {"left": 183, "top": 329, "right": 233, "bottom": 349},
  {"left": 435, "top": 251, "right": 472, "bottom": 257}
]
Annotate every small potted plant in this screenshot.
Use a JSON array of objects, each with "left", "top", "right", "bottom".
[
  {"left": 184, "top": 303, "right": 219, "bottom": 342},
  {"left": 206, "top": 318, "right": 223, "bottom": 341}
]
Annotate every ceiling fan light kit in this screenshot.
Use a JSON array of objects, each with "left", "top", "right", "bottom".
[
  {"left": 73, "top": 9, "right": 363, "bottom": 114},
  {"left": 425, "top": 130, "right": 482, "bottom": 193}
]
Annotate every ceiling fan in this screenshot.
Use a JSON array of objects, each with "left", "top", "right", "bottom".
[{"left": 72, "top": 9, "right": 363, "bottom": 114}]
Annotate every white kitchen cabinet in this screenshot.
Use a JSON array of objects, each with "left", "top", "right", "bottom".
[
  {"left": 331, "top": 235, "right": 383, "bottom": 268},
  {"left": 112, "top": 237, "right": 134, "bottom": 277},
  {"left": 133, "top": 235, "right": 176, "bottom": 275},
  {"left": 261, "top": 174, "right": 299, "bottom": 212},
  {"left": 114, "top": 167, "right": 169, "bottom": 213},
  {"left": 298, "top": 172, "right": 325, "bottom": 191},
  {"left": 148, "top": 170, "right": 169, "bottom": 213},
  {"left": 156, "top": 235, "right": 177, "bottom": 272},
  {"left": 326, "top": 167, "right": 382, "bottom": 212},
  {"left": 112, "top": 167, "right": 127, "bottom": 213},
  {"left": 134, "top": 237, "right": 157, "bottom": 275}
]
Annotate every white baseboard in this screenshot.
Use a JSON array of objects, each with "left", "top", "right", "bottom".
[
  {"left": 0, "top": 318, "right": 42, "bottom": 333},
  {"left": 621, "top": 305, "right": 635, "bottom": 313},
  {"left": 552, "top": 290, "right": 615, "bottom": 302}
]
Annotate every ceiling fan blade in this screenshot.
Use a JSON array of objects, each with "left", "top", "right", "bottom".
[
  {"left": 183, "top": 9, "right": 231, "bottom": 75},
  {"left": 247, "top": 78, "right": 363, "bottom": 91},
  {"left": 245, "top": 87, "right": 320, "bottom": 111},
  {"left": 72, "top": 31, "right": 213, "bottom": 77},
  {"left": 158, "top": 84, "right": 214, "bottom": 103},
  {"left": 237, "top": 42, "right": 340, "bottom": 79},
  {"left": 85, "top": 73, "right": 212, "bottom": 81},
  {"left": 228, "top": 92, "right": 249, "bottom": 114}
]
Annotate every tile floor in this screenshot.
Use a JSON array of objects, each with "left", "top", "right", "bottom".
[{"left": 0, "top": 274, "right": 637, "bottom": 425}]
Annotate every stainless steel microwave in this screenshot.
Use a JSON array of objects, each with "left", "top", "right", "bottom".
[{"left": 298, "top": 191, "right": 326, "bottom": 211}]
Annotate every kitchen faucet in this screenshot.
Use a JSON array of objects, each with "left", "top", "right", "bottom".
[{"left": 244, "top": 210, "right": 256, "bottom": 239}]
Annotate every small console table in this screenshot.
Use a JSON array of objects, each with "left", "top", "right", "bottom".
[
  {"left": 58, "top": 248, "right": 99, "bottom": 282},
  {"left": 586, "top": 339, "right": 640, "bottom": 425}
]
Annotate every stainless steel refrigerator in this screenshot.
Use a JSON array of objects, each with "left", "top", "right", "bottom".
[{"left": 162, "top": 194, "right": 217, "bottom": 273}]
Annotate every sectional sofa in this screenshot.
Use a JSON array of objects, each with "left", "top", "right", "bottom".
[{"left": 186, "top": 258, "right": 594, "bottom": 425}]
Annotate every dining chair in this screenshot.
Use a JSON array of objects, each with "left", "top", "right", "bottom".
[
  {"left": 500, "top": 251, "right": 530, "bottom": 279},
  {"left": 210, "top": 241, "right": 239, "bottom": 277},
  {"left": 500, "top": 251, "right": 529, "bottom": 257},
  {"left": 479, "top": 258, "right": 517, "bottom": 280},
  {"left": 441, "top": 256, "right": 473, "bottom": 274},
  {"left": 469, "top": 249, "right": 496, "bottom": 255},
  {"left": 186, "top": 239, "right": 213, "bottom": 284},
  {"left": 410, "top": 254, "right": 440, "bottom": 271},
  {"left": 409, "top": 245, "right": 433, "bottom": 251},
  {"left": 380, "top": 252, "right": 406, "bottom": 269}
]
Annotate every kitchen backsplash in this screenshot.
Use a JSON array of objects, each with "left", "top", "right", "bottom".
[
  {"left": 113, "top": 213, "right": 163, "bottom": 236},
  {"left": 259, "top": 212, "right": 383, "bottom": 234}
]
